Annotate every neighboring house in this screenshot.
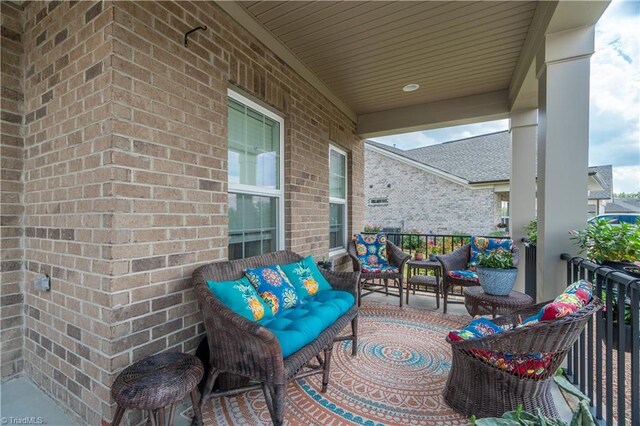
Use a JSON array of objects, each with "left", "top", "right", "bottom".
[
  {"left": 604, "top": 198, "right": 640, "bottom": 213},
  {"left": 365, "top": 131, "right": 613, "bottom": 235}
]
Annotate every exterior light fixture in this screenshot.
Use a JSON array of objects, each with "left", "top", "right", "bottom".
[{"left": 402, "top": 83, "right": 419, "bottom": 92}]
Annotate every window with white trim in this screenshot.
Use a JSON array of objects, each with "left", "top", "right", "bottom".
[
  {"left": 227, "top": 90, "right": 284, "bottom": 260},
  {"left": 329, "top": 146, "right": 347, "bottom": 252}
]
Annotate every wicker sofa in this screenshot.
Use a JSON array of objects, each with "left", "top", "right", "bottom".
[
  {"left": 437, "top": 242, "right": 520, "bottom": 313},
  {"left": 443, "top": 297, "right": 602, "bottom": 418},
  {"left": 192, "top": 250, "right": 359, "bottom": 425}
]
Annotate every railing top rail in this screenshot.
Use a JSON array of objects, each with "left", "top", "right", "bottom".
[
  {"left": 561, "top": 253, "right": 640, "bottom": 288},
  {"left": 359, "top": 232, "right": 511, "bottom": 239}
]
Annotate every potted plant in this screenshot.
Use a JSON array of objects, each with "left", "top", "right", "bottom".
[
  {"left": 569, "top": 218, "right": 640, "bottom": 268},
  {"left": 523, "top": 219, "right": 537, "bottom": 244},
  {"left": 414, "top": 244, "right": 425, "bottom": 261},
  {"left": 316, "top": 258, "right": 333, "bottom": 271},
  {"left": 476, "top": 249, "right": 518, "bottom": 296},
  {"left": 428, "top": 241, "right": 438, "bottom": 261},
  {"left": 601, "top": 288, "right": 633, "bottom": 353}
]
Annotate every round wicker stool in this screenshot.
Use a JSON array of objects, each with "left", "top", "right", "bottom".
[
  {"left": 463, "top": 287, "right": 534, "bottom": 318},
  {"left": 111, "top": 352, "right": 204, "bottom": 426}
]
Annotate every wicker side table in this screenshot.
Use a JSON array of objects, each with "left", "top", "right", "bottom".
[
  {"left": 463, "top": 287, "right": 534, "bottom": 318},
  {"left": 111, "top": 352, "right": 204, "bottom": 426}
]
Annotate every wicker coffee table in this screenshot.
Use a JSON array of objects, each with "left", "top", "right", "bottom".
[{"left": 463, "top": 286, "right": 534, "bottom": 318}]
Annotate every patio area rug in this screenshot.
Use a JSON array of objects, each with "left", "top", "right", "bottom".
[{"left": 188, "top": 302, "right": 471, "bottom": 425}]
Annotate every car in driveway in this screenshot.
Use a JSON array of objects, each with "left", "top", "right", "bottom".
[{"left": 587, "top": 214, "right": 640, "bottom": 224}]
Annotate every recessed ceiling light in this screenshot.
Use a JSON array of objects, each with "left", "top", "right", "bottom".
[{"left": 402, "top": 83, "right": 420, "bottom": 92}]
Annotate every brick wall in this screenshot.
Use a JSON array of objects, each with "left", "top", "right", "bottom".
[
  {"left": 11, "top": 0, "right": 363, "bottom": 424},
  {"left": 364, "top": 148, "right": 498, "bottom": 235},
  {"left": 20, "top": 1, "right": 115, "bottom": 423},
  {"left": 1, "top": 0, "right": 25, "bottom": 379}
]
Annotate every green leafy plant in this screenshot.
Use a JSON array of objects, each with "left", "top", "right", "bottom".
[
  {"left": 601, "top": 288, "right": 632, "bottom": 325},
  {"left": 488, "top": 230, "right": 508, "bottom": 237},
  {"left": 401, "top": 229, "right": 424, "bottom": 251},
  {"left": 364, "top": 224, "right": 382, "bottom": 233},
  {"left": 471, "top": 375, "right": 595, "bottom": 425},
  {"left": 569, "top": 218, "right": 640, "bottom": 263},
  {"left": 477, "top": 249, "right": 515, "bottom": 269},
  {"left": 523, "top": 219, "right": 537, "bottom": 244}
]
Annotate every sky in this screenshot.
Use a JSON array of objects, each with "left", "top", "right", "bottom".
[{"left": 371, "top": 0, "right": 640, "bottom": 194}]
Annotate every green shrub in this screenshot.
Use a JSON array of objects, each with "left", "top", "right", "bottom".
[{"left": 477, "top": 249, "right": 514, "bottom": 269}]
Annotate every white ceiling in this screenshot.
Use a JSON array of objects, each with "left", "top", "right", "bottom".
[{"left": 240, "top": 1, "right": 537, "bottom": 114}]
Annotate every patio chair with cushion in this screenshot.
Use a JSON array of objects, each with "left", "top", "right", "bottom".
[
  {"left": 347, "top": 233, "right": 411, "bottom": 307},
  {"left": 192, "top": 250, "right": 359, "bottom": 425},
  {"left": 443, "top": 280, "right": 603, "bottom": 418},
  {"left": 437, "top": 237, "right": 520, "bottom": 313}
]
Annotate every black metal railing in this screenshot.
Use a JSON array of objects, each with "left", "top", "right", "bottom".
[
  {"left": 561, "top": 255, "right": 639, "bottom": 425},
  {"left": 522, "top": 238, "right": 537, "bottom": 302},
  {"left": 361, "top": 232, "right": 510, "bottom": 257}
]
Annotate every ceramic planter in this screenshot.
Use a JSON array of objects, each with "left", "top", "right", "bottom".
[{"left": 476, "top": 266, "right": 518, "bottom": 296}]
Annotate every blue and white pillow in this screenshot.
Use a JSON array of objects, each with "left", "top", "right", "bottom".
[{"left": 245, "top": 265, "right": 301, "bottom": 315}]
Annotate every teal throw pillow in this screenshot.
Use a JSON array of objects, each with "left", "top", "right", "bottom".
[
  {"left": 206, "top": 277, "right": 273, "bottom": 321},
  {"left": 280, "top": 256, "right": 333, "bottom": 299},
  {"left": 245, "top": 265, "right": 301, "bottom": 315}
]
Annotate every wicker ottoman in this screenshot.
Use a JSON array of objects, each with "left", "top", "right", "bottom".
[{"left": 111, "top": 352, "right": 204, "bottom": 426}]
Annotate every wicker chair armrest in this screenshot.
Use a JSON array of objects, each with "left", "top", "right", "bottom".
[
  {"left": 193, "top": 280, "right": 285, "bottom": 382},
  {"left": 346, "top": 240, "right": 361, "bottom": 272},
  {"left": 452, "top": 298, "right": 603, "bottom": 354},
  {"left": 387, "top": 241, "right": 410, "bottom": 269},
  {"left": 436, "top": 244, "right": 470, "bottom": 273},
  {"left": 321, "top": 269, "right": 360, "bottom": 297}
]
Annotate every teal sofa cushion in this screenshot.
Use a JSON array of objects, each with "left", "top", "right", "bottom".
[
  {"left": 280, "top": 256, "right": 333, "bottom": 299},
  {"left": 245, "top": 265, "right": 301, "bottom": 315},
  {"left": 259, "top": 290, "right": 355, "bottom": 358},
  {"left": 206, "top": 277, "right": 273, "bottom": 321}
]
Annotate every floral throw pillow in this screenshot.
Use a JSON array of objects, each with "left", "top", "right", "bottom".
[
  {"left": 355, "top": 233, "right": 389, "bottom": 268},
  {"left": 245, "top": 265, "right": 301, "bottom": 315}
]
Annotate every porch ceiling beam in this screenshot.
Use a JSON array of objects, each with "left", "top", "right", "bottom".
[
  {"left": 509, "top": 0, "right": 609, "bottom": 112},
  {"left": 215, "top": 1, "right": 357, "bottom": 123},
  {"left": 508, "top": 1, "right": 557, "bottom": 112},
  {"left": 356, "top": 90, "right": 510, "bottom": 138}
]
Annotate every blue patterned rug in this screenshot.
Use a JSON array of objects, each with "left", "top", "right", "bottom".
[{"left": 192, "top": 302, "right": 470, "bottom": 425}]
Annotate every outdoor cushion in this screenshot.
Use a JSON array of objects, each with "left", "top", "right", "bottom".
[
  {"left": 448, "top": 269, "right": 479, "bottom": 283},
  {"left": 361, "top": 264, "right": 399, "bottom": 273},
  {"left": 245, "top": 265, "right": 301, "bottom": 315},
  {"left": 280, "top": 256, "right": 332, "bottom": 299},
  {"left": 259, "top": 290, "right": 355, "bottom": 357},
  {"left": 206, "top": 277, "right": 273, "bottom": 321},
  {"left": 518, "top": 279, "right": 593, "bottom": 327},
  {"left": 471, "top": 350, "right": 553, "bottom": 379},
  {"left": 448, "top": 317, "right": 553, "bottom": 379},
  {"left": 354, "top": 233, "right": 389, "bottom": 268},
  {"left": 468, "top": 237, "right": 513, "bottom": 270},
  {"left": 448, "top": 317, "right": 503, "bottom": 341}
]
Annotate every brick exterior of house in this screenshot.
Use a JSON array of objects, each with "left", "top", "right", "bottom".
[
  {"left": 1, "top": 1, "right": 363, "bottom": 424},
  {"left": 365, "top": 147, "right": 506, "bottom": 235},
  {"left": 1, "top": 1, "right": 25, "bottom": 380}
]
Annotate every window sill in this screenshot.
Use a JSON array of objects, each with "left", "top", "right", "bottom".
[{"left": 329, "top": 248, "right": 347, "bottom": 257}]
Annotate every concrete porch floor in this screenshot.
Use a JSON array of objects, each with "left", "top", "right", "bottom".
[{"left": 0, "top": 290, "right": 573, "bottom": 425}]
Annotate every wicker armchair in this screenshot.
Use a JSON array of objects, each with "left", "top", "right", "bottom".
[
  {"left": 443, "top": 297, "right": 603, "bottom": 419},
  {"left": 192, "top": 250, "right": 359, "bottom": 426},
  {"left": 437, "top": 242, "right": 520, "bottom": 313},
  {"left": 347, "top": 238, "right": 411, "bottom": 307}
]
